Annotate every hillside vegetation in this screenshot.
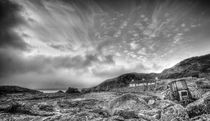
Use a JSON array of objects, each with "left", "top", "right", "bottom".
[
  {"left": 82, "top": 73, "right": 158, "bottom": 92},
  {"left": 160, "top": 54, "right": 210, "bottom": 79}
]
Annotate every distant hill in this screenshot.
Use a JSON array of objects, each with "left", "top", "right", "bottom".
[
  {"left": 0, "top": 85, "right": 42, "bottom": 95},
  {"left": 82, "top": 73, "right": 158, "bottom": 92},
  {"left": 160, "top": 54, "right": 210, "bottom": 79},
  {"left": 82, "top": 53, "right": 210, "bottom": 92}
]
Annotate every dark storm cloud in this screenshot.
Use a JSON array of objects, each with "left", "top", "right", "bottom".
[
  {"left": 196, "top": 0, "right": 210, "bottom": 14},
  {"left": 0, "top": 0, "right": 28, "bottom": 50},
  {"left": 0, "top": 49, "right": 47, "bottom": 78}
]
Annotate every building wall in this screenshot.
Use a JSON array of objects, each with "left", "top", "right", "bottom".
[{"left": 129, "top": 82, "right": 155, "bottom": 87}]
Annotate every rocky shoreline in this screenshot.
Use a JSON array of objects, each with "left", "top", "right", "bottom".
[{"left": 0, "top": 89, "right": 210, "bottom": 121}]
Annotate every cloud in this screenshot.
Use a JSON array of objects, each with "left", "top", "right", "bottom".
[
  {"left": 1, "top": 0, "right": 210, "bottom": 89},
  {"left": 0, "top": 0, "right": 28, "bottom": 50},
  {"left": 0, "top": 48, "right": 115, "bottom": 88},
  {"left": 92, "top": 62, "right": 151, "bottom": 78},
  {"left": 0, "top": 49, "right": 115, "bottom": 77}
]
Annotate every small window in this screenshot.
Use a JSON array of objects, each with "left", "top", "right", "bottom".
[
  {"left": 181, "top": 91, "right": 188, "bottom": 96},
  {"left": 176, "top": 80, "right": 188, "bottom": 90}
]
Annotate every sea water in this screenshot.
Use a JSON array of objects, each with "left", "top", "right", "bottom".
[{"left": 38, "top": 90, "right": 66, "bottom": 93}]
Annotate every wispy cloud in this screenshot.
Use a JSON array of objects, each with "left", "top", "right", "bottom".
[{"left": 0, "top": 0, "right": 210, "bottom": 88}]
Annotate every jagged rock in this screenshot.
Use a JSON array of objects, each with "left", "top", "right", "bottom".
[
  {"left": 202, "top": 91, "right": 210, "bottom": 99},
  {"left": 160, "top": 100, "right": 189, "bottom": 121},
  {"left": 107, "top": 115, "right": 125, "bottom": 121},
  {"left": 138, "top": 113, "right": 159, "bottom": 121},
  {"left": 43, "top": 114, "right": 63, "bottom": 121},
  {"left": 0, "top": 113, "right": 43, "bottom": 121},
  {"left": 138, "top": 109, "right": 161, "bottom": 120},
  {"left": 138, "top": 94, "right": 161, "bottom": 104},
  {"left": 76, "top": 111, "right": 102, "bottom": 120},
  {"left": 37, "top": 103, "right": 54, "bottom": 112},
  {"left": 48, "top": 111, "right": 104, "bottom": 121},
  {"left": 43, "top": 114, "right": 83, "bottom": 121},
  {"left": 90, "top": 108, "right": 110, "bottom": 118},
  {"left": 108, "top": 93, "right": 151, "bottom": 116},
  {"left": 113, "top": 110, "right": 139, "bottom": 119},
  {"left": 57, "top": 99, "right": 99, "bottom": 109},
  {"left": 65, "top": 87, "right": 80, "bottom": 94},
  {"left": 0, "top": 101, "right": 55, "bottom": 116},
  {"left": 190, "top": 114, "right": 210, "bottom": 121},
  {"left": 155, "top": 100, "right": 175, "bottom": 109},
  {"left": 186, "top": 92, "right": 210, "bottom": 118},
  {"left": 188, "top": 85, "right": 202, "bottom": 100}
]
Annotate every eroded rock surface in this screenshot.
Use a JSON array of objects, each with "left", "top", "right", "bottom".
[
  {"left": 108, "top": 93, "right": 151, "bottom": 115},
  {"left": 160, "top": 101, "right": 189, "bottom": 121},
  {"left": 186, "top": 91, "right": 210, "bottom": 118},
  {"left": 0, "top": 91, "right": 210, "bottom": 121}
]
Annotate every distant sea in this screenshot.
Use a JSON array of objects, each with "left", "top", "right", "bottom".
[{"left": 38, "top": 89, "right": 66, "bottom": 93}]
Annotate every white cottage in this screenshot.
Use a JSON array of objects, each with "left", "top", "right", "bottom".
[
  {"left": 129, "top": 77, "right": 159, "bottom": 88},
  {"left": 129, "top": 78, "right": 146, "bottom": 87}
]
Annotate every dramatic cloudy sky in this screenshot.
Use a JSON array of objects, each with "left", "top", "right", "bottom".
[{"left": 0, "top": 0, "right": 210, "bottom": 89}]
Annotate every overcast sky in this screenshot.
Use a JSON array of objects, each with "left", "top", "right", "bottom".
[{"left": 0, "top": 0, "right": 210, "bottom": 89}]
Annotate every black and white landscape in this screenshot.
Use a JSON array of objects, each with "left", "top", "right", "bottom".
[{"left": 0, "top": 0, "right": 210, "bottom": 120}]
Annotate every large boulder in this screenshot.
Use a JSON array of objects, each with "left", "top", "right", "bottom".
[
  {"left": 188, "top": 85, "right": 202, "bottom": 100},
  {"left": 186, "top": 92, "right": 210, "bottom": 118},
  {"left": 138, "top": 109, "right": 161, "bottom": 121},
  {"left": 37, "top": 103, "right": 54, "bottom": 112},
  {"left": 113, "top": 110, "right": 139, "bottom": 119},
  {"left": 65, "top": 87, "right": 80, "bottom": 94},
  {"left": 160, "top": 100, "right": 189, "bottom": 121},
  {"left": 108, "top": 93, "right": 151, "bottom": 118}
]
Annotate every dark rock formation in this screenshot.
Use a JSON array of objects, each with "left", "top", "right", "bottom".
[
  {"left": 0, "top": 101, "right": 54, "bottom": 116},
  {"left": 113, "top": 110, "right": 139, "bottom": 119},
  {"left": 65, "top": 87, "right": 80, "bottom": 94},
  {"left": 108, "top": 93, "right": 151, "bottom": 115},
  {"left": 0, "top": 86, "right": 41, "bottom": 95},
  {"left": 161, "top": 102, "right": 189, "bottom": 121},
  {"left": 160, "top": 54, "right": 210, "bottom": 79},
  {"left": 38, "top": 103, "right": 54, "bottom": 112},
  {"left": 190, "top": 114, "right": 210, "bottom": 121},
  {"left": 186, "top": 92, "right": 210, "bottom": 118},
  {"left": 1, "top": 90, "right": 209, "bottom": 121}
]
